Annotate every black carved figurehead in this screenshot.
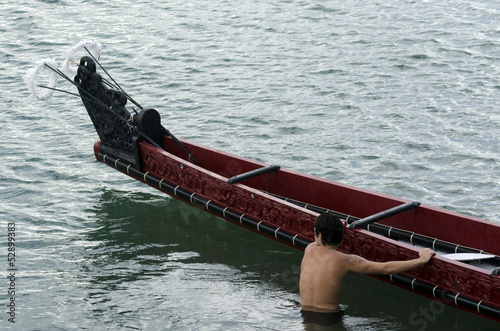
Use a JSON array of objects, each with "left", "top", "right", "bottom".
[
  {"left": 75, "top": 56, "right": 136, "bottom": 156},
  {"left": 74, "top": 56, "right": 171, "bottom": 170}
]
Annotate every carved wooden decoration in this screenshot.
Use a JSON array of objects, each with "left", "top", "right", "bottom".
[{"left": 141, "top": 143, "right": 316, "bottom": 237}]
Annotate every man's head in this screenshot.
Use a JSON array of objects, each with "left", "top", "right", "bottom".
[{"left": 315, "top": 213, "right": 344, "bottom": 247}]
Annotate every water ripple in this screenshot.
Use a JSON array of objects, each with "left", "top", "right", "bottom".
[{"left": 2, "top": 0, "right": 500, "bottom": 330}]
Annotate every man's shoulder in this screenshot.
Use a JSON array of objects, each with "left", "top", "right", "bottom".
[{"left": 305, "top": 242, "right": 318, "bottom": 251}]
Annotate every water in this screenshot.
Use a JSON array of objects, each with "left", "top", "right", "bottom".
[{"left": 1, "top": 0, "right": 499, "bottom": 329}]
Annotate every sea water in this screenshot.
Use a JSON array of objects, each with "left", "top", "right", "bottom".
[{"left": 1, "top": 0, "right": 499, "bottom": 329}]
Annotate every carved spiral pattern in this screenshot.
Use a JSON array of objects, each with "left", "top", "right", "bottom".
[
  {"left": 141, "top": 143, "right": 316, "bottom": 237},
  {"left": 342, "top": 229, "right": 500, "bottom": 305}
]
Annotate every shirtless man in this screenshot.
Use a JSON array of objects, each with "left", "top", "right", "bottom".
[{"left": 300, "top": 212, "right": 435, "bottom": 316}]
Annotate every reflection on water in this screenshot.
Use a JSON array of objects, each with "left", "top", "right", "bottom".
[{"left": 80, "top": 188, "right": 305, "bottom": 329}]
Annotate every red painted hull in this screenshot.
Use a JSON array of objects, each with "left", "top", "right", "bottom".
[{"left": 93, "top": 136, "right": 500, "bottom": 322}]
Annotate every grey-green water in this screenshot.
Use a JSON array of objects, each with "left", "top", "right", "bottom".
[{"left": 1, "top": 0, "right": 499, "bottom": 329}]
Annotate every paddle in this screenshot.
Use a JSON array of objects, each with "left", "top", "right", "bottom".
[
  {"left": 348, "top": 201, "right": 421, "bottom": 229},
  {"left": 441, "top": 253, "right": 495, "bottom": 261}
]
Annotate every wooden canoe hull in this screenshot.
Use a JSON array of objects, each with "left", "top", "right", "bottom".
[{"left": 93, "top": 137, "right": 500, "bottom": 321}]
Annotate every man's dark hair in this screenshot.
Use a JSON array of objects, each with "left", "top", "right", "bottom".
[{"left": 315, "top": 213, "right": 344, "bottom": 246}]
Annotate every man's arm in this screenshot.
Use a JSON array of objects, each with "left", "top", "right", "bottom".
[{"left": 344, "top": 248, "right": 435, "bottom": 275}]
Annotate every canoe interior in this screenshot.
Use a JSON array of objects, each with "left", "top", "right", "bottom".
[{"left": 164, "top": 136, "right": 500, "bottom": 257}]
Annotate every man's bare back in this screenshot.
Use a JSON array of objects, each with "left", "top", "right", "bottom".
[
  {"left": 300, "top": 241, "right": 347, "bottom": 312},
  {"left": 299, "top": 213, "right": 435, "bottom": 313}
]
